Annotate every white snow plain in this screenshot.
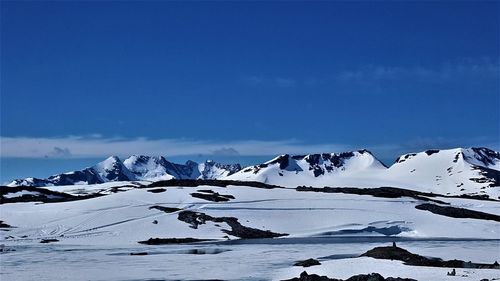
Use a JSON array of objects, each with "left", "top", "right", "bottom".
[{"left": 1, "top": 182, "right": 499, "bottom": 280}]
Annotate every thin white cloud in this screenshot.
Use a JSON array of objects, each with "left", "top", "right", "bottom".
[
  {"left": 0, "top": 136, "right": 354, "bottom": 159},
  {"left": 0, "top": 135, "right": 497, "bottom": 161},
  {"left": 337, "top": 57, "right": 499, "bottom": 83}
]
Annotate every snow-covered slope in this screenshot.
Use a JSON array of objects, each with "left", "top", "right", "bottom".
[
  {"left": 227, "top": 147, "right": 499, "bottom": 197},
  {"left": 2, "top": 181, "right": 499, "bottom": 281},
  {"left": 7, "top": 156, "right": 242, "bottom": 187},
  {"left": 385, "top": 148, "right": 500, "bottom": 197},
  {"left": 227, "top": 149, "right": 388, "bottom": 187},
  {"left": 2, "top": 183, "right": 499, "bottom": 245}
]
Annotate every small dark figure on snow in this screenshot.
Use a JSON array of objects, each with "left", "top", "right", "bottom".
[{"left": 447, "top": 269, "right": 456, "bottom": 276}]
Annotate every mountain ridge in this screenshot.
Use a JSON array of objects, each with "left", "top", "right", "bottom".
[
  {"left": 6, "top": 147, "right": 499, "bottom": 198},
  {"left": 7, "top": 156, "right": 242, "bottom": 187}
]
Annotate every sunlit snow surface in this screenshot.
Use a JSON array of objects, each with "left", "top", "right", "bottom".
[
  {"left": 228, "top": 148, "right": 500, "bottom": 198},
  {"left": 1, "top": 183, "right": 500, "bottom": 280}
]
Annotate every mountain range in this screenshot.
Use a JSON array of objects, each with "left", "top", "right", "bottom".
[
  {"left": 6, "top": 147, "right": 500, "bottom": 198},
  {"left": 7, "top": 156, "right": 241, "bottom": 187}
]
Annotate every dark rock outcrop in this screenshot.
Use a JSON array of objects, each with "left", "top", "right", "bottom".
[
  {"left": 0, "top": 220, "right": 12, "bottom": 228},
  {"left": 415, "top": 203, "right": 500, "bottom": 222},
  {"left": 40, "top": 239, "right": 59, "bottom": 243},
  {"left": 296, "top": 185, "right": 498, "bottom": 202},
  {"left": 361, "top": 245, "right": 500, "bottom": 269},
  {"left": 190, "top": 190, "right": 235, "bottom": 202},
  {"left": 177, "top": 210, "right": 288, "bottom": 239},
  {"left": 296, "top": 186, "right": 449, "bottom": 204},
  {"left": 425, "top": 150, "right": 440, "bottom": 156},
  {"left": 149, "top": 205, "right": 182, "bottom": 213},
  {"left": 148, "top": 179, "right": 284, "bottom": 189},
  {"left": 147, "top": 188, "right": 166, "bottom": 193},
  {"left": 281, "top": 271, "right": 416, "bottom": 281},
  {"left": 467, "top": 147, "right": 500, "bottom": 167},
  {"left": 294, "top": 258, "right": 321, "bottom": 267}
]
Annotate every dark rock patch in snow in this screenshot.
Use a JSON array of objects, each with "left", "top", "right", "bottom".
[
  {"left": 190, "top": 191, "right": 235, "bottom": 202},
  {"left": 296, "top": 185, "right": 499, "bottom": 202},
  {"left": 147, "top": 188, "right": 166, "bottom": 193},
  {"left": 296, "top": 186, "right": 449, "bottom": 204},
  {"left": 149, "top": 205, "right": 182, "bottom": 213},
  {"left": 129, "top": 252, "right": 148, "bottom": 256},
  {"left": 268, "top": 154, "right": 291, "bottom": 170},
  {"left": 468, "top": 147, "right": 500, "bottom": 167},
  {"left": 138, "top": 237, "right": 211, "bottom": 245},
  {"left": 395, "top": 153, "right": 417, "bottom": 164},
  {"left": 469, "top": 166, "right": 499, "bottom": 188},
  {"left": 282, "top": 271, "right": 416, "bottom": 281},
  {"left": 415, "top": 203, "right": 500, "bottom": 222},
  {"left": 177, "top": 210, "right": 288, "bottom": 239},
  {"left": 294, "top": 258, "right": 321, "bottom": 267},
  {"left": 425, "top": 149, "right": 440, "bottom": 156},
  {"left": 40, "top": 239, "right": 59, "bottom": 244},
  {"left": 361, "top": 244, "right": 500, "bottom": 269},
  {"left": 0, "top": 220, "right": 12, "bottom": 228},
  {"left": 148, "top": 179, "right": 284, "bottom": 189},
  {"left": 321, "top": 225, "right": 410, "bottom": 236}
]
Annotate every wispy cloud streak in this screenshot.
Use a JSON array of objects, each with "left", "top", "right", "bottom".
[
  {"left": 0, "top": 136, "right": 353, "bottom": 159},
  {"left": 1, "top": 135, "right": 497, "bottom": 161},
  {"left": 337, "top": 57, "right": 499, "bottom": 83}
]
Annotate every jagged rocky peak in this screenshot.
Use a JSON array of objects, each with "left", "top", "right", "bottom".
[
  {"left": 198, "top": 160, "right": 242, "bottom": 179},
  {"left": 204, "top": 159, "right": 242, "bottom": 171},
  {"left": 6, "top": 155, "right": 243, "bottom": 187},
  {"left": 92, "top": 156, "right": 135, "bottom": 182},
  {"left": 238, "top": 149, "right": 386, "bottom": 177},
  {"left": 462, "top": 147, "right": 500, "bottom": 169},
  {"left": 123, "top": 155, "right": 172, "bottom": 180},
  {"left": 124, "top": 155, "right": 167, "bottom": 166}
]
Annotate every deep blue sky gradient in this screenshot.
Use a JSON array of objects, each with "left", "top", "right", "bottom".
[{"left": 1, "top": 1, "right": 499, "bottom": 182}]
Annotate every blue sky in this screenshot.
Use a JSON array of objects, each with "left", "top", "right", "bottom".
[{"left": 1, "top": 1, "right": 499, "bottom": 183}]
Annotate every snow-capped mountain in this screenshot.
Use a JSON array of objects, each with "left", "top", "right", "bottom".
[
  {"left": 93, "top": 156, "right": 137, "bottom": 182},
  {"left": 123, "top": 155, "right": 191, "bottom": 181},
  {"left": 7, "top": 156, "right": 242, "bottom": 187},
  {"left": 122, "top": 155, "right": 242, "bottom": 181},
  {"left": 385, "top": 147, "right": 499, "bottom": 196},
  {"left": 6, "top": 147, "right": 499, "bottom": 197},
  {"left": 227, "top": 147, "right": 499, "bottom": 197},
  {"left": 227, "top": 149, "right": 388, "bottom": 187},
  {"left": 7, "top": 156, "right": 134, "bottom": 187},
  {"left": 197, "top": 160, "right": 242, "bottom": 179}
]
